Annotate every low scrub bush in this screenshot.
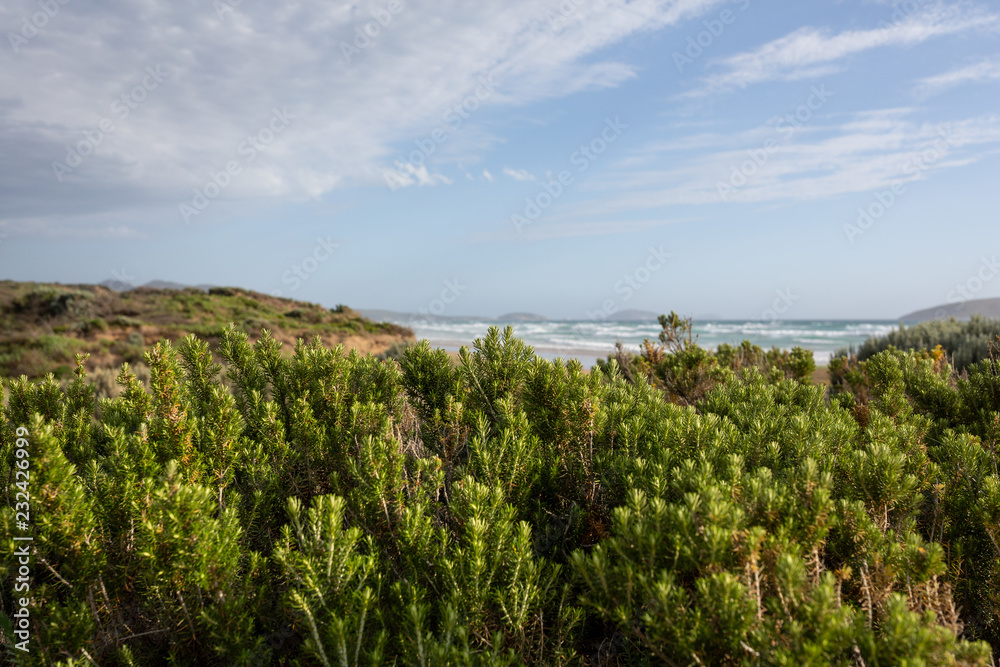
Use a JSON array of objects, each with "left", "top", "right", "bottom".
[
  {"left": 12, "top": 287, "right": 95, "bottom": 320},
  {"left": 596, "top": 312, "right": 816, "bottom": 404},
  {"left": 1, "top": 319, "right": 999, "bottom": 665},
  {"left": 836, "top": 315, "right": 1000, "bottom": 371}
]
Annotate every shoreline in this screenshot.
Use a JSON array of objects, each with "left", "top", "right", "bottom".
[{"left": 397, "top": 319, "right": 893, "bottom": 369}]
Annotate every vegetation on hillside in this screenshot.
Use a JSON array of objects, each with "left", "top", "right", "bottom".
[
  {"left": 1, "top": 313, "right": 999, "bottom": 664},
  {"left": 0, "top": 281, "right": 412, "bottom": 380}
]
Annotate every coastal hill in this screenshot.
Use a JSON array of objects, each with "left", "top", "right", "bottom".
[
  {"left": 0, "top": 280, "right": 413, "bottom": 379},
  {"left": 901, "top": 297, "right": 1000, "bottom": 322}
]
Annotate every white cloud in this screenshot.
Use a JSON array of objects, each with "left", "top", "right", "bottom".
[
  {"left": 503, "top": 167, "right": 536, "bottom": 181},
  {"left": 382, "top": 161, "right": 453, "bottom": 190},
  {"left": 572, "top": 110, "right": 1000, "bottom": 211},
  {"left": 685, "top": 2, "right": 997, "bottom": 96},
  {"left": 482, "top": 169, "right": 494, "bottom": 182},
  {"left": 0, "top": 0, "right": 724, "bottom": 232},
  {"left": 914, "top": 58, "right": 1000, "bottom": 97}
]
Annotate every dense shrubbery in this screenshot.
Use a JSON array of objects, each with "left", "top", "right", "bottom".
[
  {"left": 2, "top": 318, "right": 1000, "bottom": 665},
  {"left": 835, "top": 315, "right": 1000, "bottom": 372},
  {"left": 597, "top": 313, "right": 816, "bottom": 404}
]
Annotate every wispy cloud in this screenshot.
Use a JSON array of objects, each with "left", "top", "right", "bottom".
[
  {"left": 571, "top": 110, "right": 1000, "bottom": 211},
  {"left": 0, "top": 0, "right": 723, "bottom": 233},
  {"left": 384, "top": 162, "right": 453, "bottom": 189},
  {"left": 914, "top": 58, "right": 1000, "bottom": 97},
  {"left": 684, "top": 2, "right": 996, "bottom": 96},
  {"left": 503, "top": 167, "right": 536, "bottom": 182}
]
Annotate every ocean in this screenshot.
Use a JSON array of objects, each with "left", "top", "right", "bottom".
[{"left": 394, "top": 319, "right": 902, "bottom": 368}]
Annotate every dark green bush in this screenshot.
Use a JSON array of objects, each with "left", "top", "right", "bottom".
[
  {"left": 1, "top": 321, "right": 999, "bottom": 665},
  {"left": 837, "top": 316, "right": 1000, "bottom": 371},
  {"left": 12, "top": 287, "right": 95, "bottom": 319}
]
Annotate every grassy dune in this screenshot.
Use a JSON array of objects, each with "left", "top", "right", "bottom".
[{"left": 0, "top": 281, "right": 413, "bottom": 379}]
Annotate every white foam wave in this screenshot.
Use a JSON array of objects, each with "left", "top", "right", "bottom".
[{"left": 392, "top": 319, "right": 896, "bottom": 367}]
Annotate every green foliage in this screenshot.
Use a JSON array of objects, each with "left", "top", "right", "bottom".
[
  {"left": 459, "top": 326, "right": 535, "bottom": 432},
  {"left": 837, "top": 315, "right": 1000, "bottom": 371},
  {"left": 12, "top": 286, "right": 95, "bottom": 319},
  {"left": 597, "top": 312, "right": 818, "bottom": 405},
  {"left": 274, "top": 494, "right": 385, "bottom": 666},
  {"left": 2, "top": 320, "right": 1000, "bottom": 665}
]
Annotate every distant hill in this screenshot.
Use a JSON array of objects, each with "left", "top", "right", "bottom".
[
  {"left": 0, "top": 281, "right": 412, "bottom": 379},
  {"left": 900, "top": 297, "right": 1000, "bottom": 322}
]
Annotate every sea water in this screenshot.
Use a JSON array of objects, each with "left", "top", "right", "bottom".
[{"left": 396, "top": 319, "right": 901, "bottom": 368}]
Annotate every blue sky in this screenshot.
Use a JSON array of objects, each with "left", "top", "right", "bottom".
[{"left": 1, "top": 0, "right": 999, "bottom": 319}]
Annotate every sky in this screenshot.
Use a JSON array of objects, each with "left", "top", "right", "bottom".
[{"left": 1, "top": 0, "right": 998, "bottom": 320}]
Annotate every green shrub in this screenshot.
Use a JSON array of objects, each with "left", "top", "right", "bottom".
[
  {"left": 377, "top": 340, "right": 412, "bottom": 362},
  {"left": 2, "top": 322, "right": 999, "bottom": 665},
  {"left": 12, "top": 287, "right": 95, "bottom": 319},
  {"left": 111, "top": 315, "right": 143, "bottom": 328},
  {"left": 597, "top": 312, "right": 817, "bottom": 404},
  {"left": 837, "top": 316, "right": 1000, "bottom": 371}
]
